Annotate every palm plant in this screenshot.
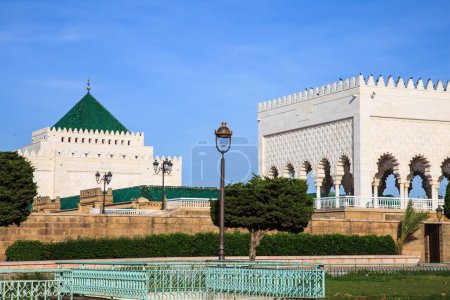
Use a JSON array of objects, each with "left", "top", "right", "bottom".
[{"left": 397, "top": 201, "right": 429, "bottom": 254}]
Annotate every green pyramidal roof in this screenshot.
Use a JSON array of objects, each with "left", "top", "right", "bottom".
[{"left": 53, "top": 92, "right": 129, "bottom": 132}]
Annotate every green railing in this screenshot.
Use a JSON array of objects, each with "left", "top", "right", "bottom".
[
  {"left": 60, "top": 195, "right": 80, "bottom": 210},
  {"left": 0, "top": 261, "right": 325, "bottom": 299},
  {"left": 0, "top": 269, "right": 73, "bottom": 299},
  {"left": 58, "top": 260, "right": 325, "bottom": 299}
]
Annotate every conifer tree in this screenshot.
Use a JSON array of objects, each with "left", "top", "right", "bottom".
[
  {"left": 211, "top": 175, "right": 314, "bottom": 260},
  {"left": 444, "top": 183, "right": 450, "bottom": 219},
  {"left": 0, "top": 152, "right": 37, "bottom": 226}
]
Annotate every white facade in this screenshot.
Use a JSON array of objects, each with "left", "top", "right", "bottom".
[
  {"left": 20, "top": 124, "right": 181, "bottom": 198},
  {"left": 258, "top": 74, "right": 450, "bottom": 209}
]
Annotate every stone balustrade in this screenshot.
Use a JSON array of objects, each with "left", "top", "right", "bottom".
[{"left": 315, "top": 196, "right": 443, "bottom": 211}]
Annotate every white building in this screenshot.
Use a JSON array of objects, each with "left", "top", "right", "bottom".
[
  {"left": 258, "top": 74, "right": 450, "bottom": 210},
  {"left": 20, "top": 85, "right": 181, "bottom": 198}
]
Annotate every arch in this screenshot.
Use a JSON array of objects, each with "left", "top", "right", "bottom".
[
  {"left": 337, "top": 155, "right": 354, "bottom": 195},
  {"left": 407, "top": 155, "right": 432, "bottom": 198},
  {"left": 318, "top": 158, "right": 333, "bottom": 196},
  {"left": 374, "top": 153, "right": 400, "bottom": 196},
  {"left": 299, "top": 161, "right": 315, "bottom": 194},
  {"left": 299, "top": 161, "right": 312, "bottom": 180},
  {"left": 268, "top": 166, "right": 279, "bottom": 178},
  {"left": 438, "top": 158, "right": 450, "bottom": 198},
  {"left": 441, "top": 158, "right": 450, "bottom": 182},
  {"left": 284, "top": 163, "right": 295, "bottom": 178}
]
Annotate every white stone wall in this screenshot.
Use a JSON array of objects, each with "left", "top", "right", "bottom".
[
  {"left": 19, "top": 127, "right": 182, "bottom": 198},
  {"left": 258, "top": 74, "right": 450, "bottom": 200},
  {"left": 263, "top": 118, "right": 353, "bottom": 179}
]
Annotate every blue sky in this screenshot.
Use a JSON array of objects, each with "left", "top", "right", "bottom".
[{"left": 0, "top": 0, "right": 449, "bottom": 194}]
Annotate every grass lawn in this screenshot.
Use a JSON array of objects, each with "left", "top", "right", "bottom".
[{"left": 326, "top": 270, "right": 450, "bottom": 299}]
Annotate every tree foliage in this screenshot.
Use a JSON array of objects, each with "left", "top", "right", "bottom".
[
  {"left": 444, "top": 183, "right": 450, "bottom": 219},
  {"left": 0, "top": 152, "right": 37, "bottom": 226},
  {"left": 396, "top": 200, "right": 429, "bottom": 254},
  {"left": 210, "top": 175, "right": 314, "bottom": 260}
]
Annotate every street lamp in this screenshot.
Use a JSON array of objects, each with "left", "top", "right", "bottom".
[
  {"left": 436, "top": 205, "right": 444, "bottom": 222},
  {"left": 95, "top": 171, "right": 112, "bottom": 214},
  {"left": 153, "top": 158, "right": 173, "bottom": 210},
  {"left": 215, "top": 121, "right": 232, "bottom": 260}
]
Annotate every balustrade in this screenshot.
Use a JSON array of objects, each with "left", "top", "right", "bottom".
[
  {"left": 89, "top": 198, "right": 213, "bottom": 215},
  {"left": 315, "top": 196, "right": 437, "bottom": 211},
  {"left": 166, "top": 198, "right": 212, "bottom": 209},
  {"left": 90, "top": 208, "right": 162, "bottom": 216}
]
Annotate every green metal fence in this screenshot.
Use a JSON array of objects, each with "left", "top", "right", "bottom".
[
  {"left": 0, "top": 261, "right": 325, "bottom": 299},
  {"left": 58, "top": 260, "right": 325, "bottom": 299},
  {"left": 0, "top": 269, "right": 73, "bottom": 299}
]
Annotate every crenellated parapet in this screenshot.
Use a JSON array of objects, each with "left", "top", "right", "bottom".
[
  {"left": 50, "top": 126, "right": 143, "bottom": 136},
  {"left": 19, "top": 146, "right": 181, "bottom": 164},
  {"left": 20, "top": 149, "right": 147, "bottom": 160},
  {"left": 258, "top": 74, "right": 450, "bottom": 112},
  {"left": 31, "top": 127, "right": 145, "bottom": 146}
]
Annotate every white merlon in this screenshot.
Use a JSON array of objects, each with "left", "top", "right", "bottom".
[{"left": 258, "top": 74, "right": 450, "bottom": 112}]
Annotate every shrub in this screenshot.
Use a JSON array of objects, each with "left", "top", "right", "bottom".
[
  {"left": 6, "top": 232, "right": 396, "bottom": 261},
  {"left": 5, "top": 240, "right": 49, "bottom": 261}
]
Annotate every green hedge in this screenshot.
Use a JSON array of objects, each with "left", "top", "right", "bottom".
[{"left": 5, "top": 232, "right": 396, "bottom": 261}]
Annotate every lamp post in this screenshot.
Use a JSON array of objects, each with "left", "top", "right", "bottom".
[
  {"left": 215, "top": 122, "right": 232, "bottom": 260},
  {"left": 153, "top": 158, "right": 173, "bottom": 210},
  {"left": 436, "top": 205, "right": 444, "bottom": 222},
  {"left": 95, "top": 171, "right": 112, "bottom": 214}
]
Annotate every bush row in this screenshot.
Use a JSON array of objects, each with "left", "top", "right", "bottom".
[{"left": 5, "top": 232, "right": 396, "bottom": 261}]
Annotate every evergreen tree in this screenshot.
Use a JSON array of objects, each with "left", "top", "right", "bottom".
[
  {"left": 444, "top": 182, "right": 450, "bottom": 219},
  {"left": 0, "top": 152, "right": 37, "bottom": 226},
  {"left": 211, "top": 175, "right": 314, "bottom": 260}
]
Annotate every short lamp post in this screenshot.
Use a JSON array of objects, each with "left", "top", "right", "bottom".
[
  {"left": 95, "top": 171, "right": 112, "bottom": 214},
  {"left": 436, "top": 205, "right": 444, "bottom": 222},
  {"left": 215, "top": 122, "right": 232, "bottom": 260},
  {"left": 153, "top": 158, "right": 173, "bottom": 210}
]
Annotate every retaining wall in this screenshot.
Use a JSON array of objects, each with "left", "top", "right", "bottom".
[{"left": 0, "top": 209, "right": 448, "bottom": 262}]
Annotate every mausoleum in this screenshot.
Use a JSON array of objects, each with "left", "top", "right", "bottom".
[
  {"left": 19, "top": 83, "right": 181, "bottom": 198},
  {"left": 258, "top": 74, "right": 450, "bottom": 210}
]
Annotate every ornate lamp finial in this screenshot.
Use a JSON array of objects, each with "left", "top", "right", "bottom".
[{"left": 87, "top": 79, "right": 91, "bottom": 93}]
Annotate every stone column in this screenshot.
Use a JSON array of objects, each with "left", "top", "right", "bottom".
[
  {"left": 315, "top": 184, "right": 322, "bottom": 209},
  {"left": 431, "top": 181, "right": 439, "bottom": 210},
  {"left": 373, "top": 179, "right": 379, "bottom": 208},
  {"left": 373, "top": 180, "right": 379, "bottom": 208},
  {"left": 405, "top": 182, "right": 411, "bottom": 199},
  {"left": 400, "top": 181, "right": 408, "bottom": 209},
  {"left": 334, "top": 183, "right": 341, "bottom": 208},
  {"left": 399, "top": 182, "right": 405, "bottom": 199}
]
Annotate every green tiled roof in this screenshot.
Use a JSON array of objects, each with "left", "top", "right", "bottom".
[
  {"left": 113, "top": 185, "right": 219, "bottom": 203},
  {"left": 113, "top": 186, "right": 143, "bottom": 204},
  {"left": 53, "top": 92, "right": 129, "bottom": 133},
  {"left": 60, "top": 195, "right": 80, "bottom": 210},
  {"left": 58, "top": 186, "right": 219, "bottom": 209}
]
